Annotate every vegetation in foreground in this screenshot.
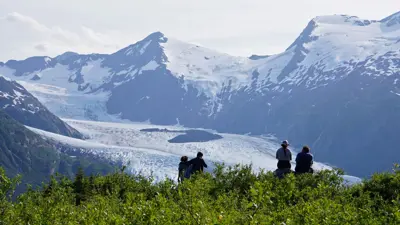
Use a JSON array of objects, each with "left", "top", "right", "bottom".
[{"left": 1, "top": 165, "right": 400, "bottom": 225}]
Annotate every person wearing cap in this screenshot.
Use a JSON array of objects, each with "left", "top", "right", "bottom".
[{"left": 276, "top": 140, "right": 292, "bottom": 170}]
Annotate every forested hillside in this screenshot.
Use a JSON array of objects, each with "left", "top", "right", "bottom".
[{"left": 0, "top": 110, "right": 115, "bottom": 194}]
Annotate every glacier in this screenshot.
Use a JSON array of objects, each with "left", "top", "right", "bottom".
[{"left": 27, "top": 119, "right": 361, "bottom": 184}]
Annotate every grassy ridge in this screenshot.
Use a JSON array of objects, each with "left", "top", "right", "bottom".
[{"left": 1, "top": 164, "right": 400, "bottom": 224}]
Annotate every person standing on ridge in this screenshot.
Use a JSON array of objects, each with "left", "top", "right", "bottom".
[
  {"left": 188, "top": 152, "right": 208, "bottom": 174},
  {"left": 295, "top": 146, "right": 314, "bottom": 174},
  {"left": 276, "top": 140, "right": 292, "bottom": 170},
  {"left": 178, "top": 156, "right": 189, "bottom": 183}
]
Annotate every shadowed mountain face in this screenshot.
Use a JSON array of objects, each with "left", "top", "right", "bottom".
[
  {"left": 0, "top": 77, "right": 83, "bottom": 139},
  {"left": 0, "top": 110, "right": 114, "bottom": 194},
  {"left": 1, "top": 12, "right": 400, "bottom": 177}
]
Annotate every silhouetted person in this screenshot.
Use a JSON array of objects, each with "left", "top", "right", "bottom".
[
  {"left": 178, "top": 156, "right": 189, "bottom": 183},
  {"left": 276, "top": 140, "right": 292, "bottom": 170},
  {"left": 188, "top": 152, "right": 208, "bottom": 174},
  {"left": 295, "top": 146, "right": 314, "bottom": 174}
]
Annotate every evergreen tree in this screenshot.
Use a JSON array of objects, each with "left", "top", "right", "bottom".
[{"left": 73, "top": 167, "right": 85, "bottom": 206}]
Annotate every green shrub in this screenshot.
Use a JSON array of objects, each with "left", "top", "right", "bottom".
[{"left": 0, "top": 165, "right": 400, "bottom": 224}]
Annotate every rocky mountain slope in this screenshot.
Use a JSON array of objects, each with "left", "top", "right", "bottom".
[
  {"left": 0, "top": 76, "right": 83, "bottom": 138},
  {"left": 0, "top": 110, "right": 115, "bottom": 194},
  {"left": 0, "top": 11, "right": 399, "bottom": 176}
]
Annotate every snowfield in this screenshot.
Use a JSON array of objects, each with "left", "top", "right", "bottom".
[
  {"left": 28, "top": 119, "right": 360, "bottom": 184},
  {"left": 16, "top": 80, "right": 117, "bottom": 121}
]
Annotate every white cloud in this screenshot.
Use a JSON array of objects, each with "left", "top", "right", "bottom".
[
  {"left": 0, "top": 12, "right": 133, "bottom": 61},
  {"left": 4, "top": 12, "right": 48, "bottom": 31},
  {"left": 0, "top": 1, "right": 398, "bottom": 61}
]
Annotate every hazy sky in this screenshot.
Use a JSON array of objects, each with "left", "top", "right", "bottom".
[{"left": 0, "top": 0, "right": 398, "bottom": 61}]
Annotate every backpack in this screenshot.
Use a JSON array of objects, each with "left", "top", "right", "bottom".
[{"left": 184, "top": 164, "right": 193, "bottom": 179}]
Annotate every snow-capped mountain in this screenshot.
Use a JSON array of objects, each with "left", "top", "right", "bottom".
[
  {"left": 0, "top": 76, "right": 83, "bottom": 138},
  {"left": 0, "top": 31, "right": 263, "bottom": 124},
  {"left": 0, "top": 11, "right": 399, "bottom": 176}
]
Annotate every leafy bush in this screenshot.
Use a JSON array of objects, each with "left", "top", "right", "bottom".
[{"left": 1, "top": 164, "right": 400, "bottom": 224}]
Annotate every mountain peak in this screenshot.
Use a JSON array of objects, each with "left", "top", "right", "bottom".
[
  {"left": 380, "top": 11, "right": 400, "bottom": 27},
  {"left": 113, "top": 31, "right": 169, "bottom": 57},
  {"left": 381, "top": 11, "right": 400, "bottom": 22},
  {"left": 286, "top": 13, "right": 380, "bottom": 51},
  {"left": 55, "top": 51, "right": 79, "bottom": 61},
  {"left": 286, "top": 19, "right": 317, "bottom": 51},
  {"left": 143, "top": 31, "right": 168, "bottom": 43}
]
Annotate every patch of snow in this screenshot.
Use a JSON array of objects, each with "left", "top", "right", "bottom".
[
  {"left": 140, "top": 60, "right": 159, "bottom": 72},
  {"left": 136, "top": 96, "right": 150, "bottom": 103},
  {"left": 140, "top": 40, "right": 152, "bottom": 55},
  {"left": 13, "top": 90, "right": 25, "bottom": 98},
  {"left": 17, "top": 80, "right": 118, "bottom": 122},
  {"left": 12, "top": 98, "right": 19, "bottom": 105},
  {"left": 44, "top": 57, "right": 52, "bottom": 64},
  {"left": 80, "top": 59, "right": 111, "bottom": 90},
  {"left": 13, "top": 64, "right": 77, "bottom": 91},
  {"left": 390, "top": 91, "right": 400, "bottom": 96},
  {"left": 161, "top": 38, "right": 260, "bottom": 97},
  {"left": 0, "top": 92, "right": 11, "bottom": 99},
  {"left": 113, "top": 81, "right": 124, "bottom": 86},
  {"left": 257, "top": 51, "right": 295, "bottom": 84},
  {"left": 116, "top": 69, "right": 129, "bottom": 75},
  {"left": 0, "top": 66, "right": 15, "bottom": 78}
]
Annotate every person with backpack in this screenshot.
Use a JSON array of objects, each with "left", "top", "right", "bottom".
[
  {"left": 178, "top": 156, "right": 189, "bottom": 183},
  {"left": 187, "top": 152, "right": 208, "bottom": 175},
  {"left": 276, "top": 140, "right": 292, "bottom": 170},
  {"left": 295, "top": 146, "right": 314, "bottom": 174}
]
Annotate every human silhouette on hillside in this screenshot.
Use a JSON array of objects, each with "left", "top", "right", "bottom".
[
  {"left": 295, "top": 146, "right": 314, "bottom": 174},
  {"left": 276, "top": 140, "right": 292, "bottom": 169},
  {"left": 274, "top": 140, "right": 293, "bottom": 178},
  {"left": 178, "top": 156, "right": 189, "bottom": 183},
  {"left": 188, "top": 152, "right": 208, "bottom": 174}
]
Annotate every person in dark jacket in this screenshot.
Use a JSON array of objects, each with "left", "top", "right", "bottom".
[
  {"left": 178, "top": 156, "right": 189, "bottom": 183},
  {"left": 188, "top": 152, "right": 208, "bottom": 174},
  {"left": 295, "top": 146, "right": 314, "bottom": 174},
  {"left": 276, "top": 140, "right": 292, "bottom": 170}
]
